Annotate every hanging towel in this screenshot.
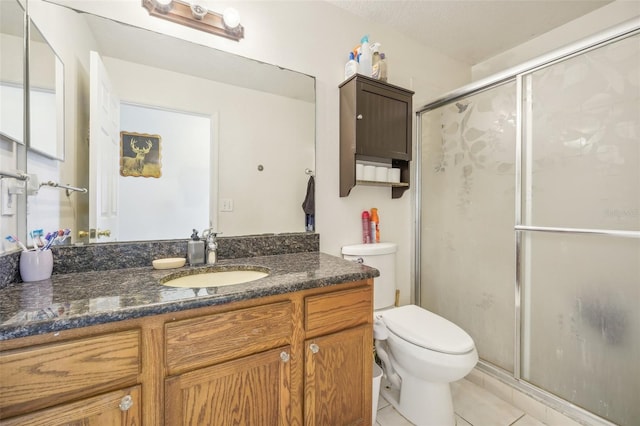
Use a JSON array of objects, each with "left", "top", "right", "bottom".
[{"left": 302, "top": 175, "right": 315, "bottom": 214}]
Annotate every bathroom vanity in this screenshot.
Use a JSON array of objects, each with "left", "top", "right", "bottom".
[{"left": 0, "top": 249, "right": 377, "bottom": 425}]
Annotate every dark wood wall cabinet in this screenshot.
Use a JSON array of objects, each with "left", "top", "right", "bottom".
[{"left": 339, "top": 75, "right": 414, "bottom": 198}]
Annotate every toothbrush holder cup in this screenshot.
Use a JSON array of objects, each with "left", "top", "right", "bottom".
[{"left": 20, "top": 250, "right": 53, "bottom": 282}]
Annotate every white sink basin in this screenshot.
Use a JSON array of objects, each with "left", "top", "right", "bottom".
[{"left": 162, "top": 269, "right": 268, "bottom": 288}]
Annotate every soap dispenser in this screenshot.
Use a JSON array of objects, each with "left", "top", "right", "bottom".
[
  {"left": 202, "top": 229, "right": 221, "bottom": 264},
  {"left": 187, "top": 229, "right": 205, "bottom": 266}
]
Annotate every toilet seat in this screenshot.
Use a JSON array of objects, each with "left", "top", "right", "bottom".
[{"left": 380, "top": 305, "right": 474, "bottom": 355}]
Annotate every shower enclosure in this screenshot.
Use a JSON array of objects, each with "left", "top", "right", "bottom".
[{"left": 418, "top": 24, "right": 639, "bottom": 425}]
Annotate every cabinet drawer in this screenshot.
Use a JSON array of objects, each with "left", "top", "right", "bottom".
[
  {"left": 305, "top": 287, "right": 372, "bottom": 337},
  {"left": 0, "top": 385, "right": 141, "bottom": 426},
  {"left": 0, "top": 330, "right": 140, "bottom": 418},
  {"left": 165, "top": 301, "right": 293, "bottom": 374}
]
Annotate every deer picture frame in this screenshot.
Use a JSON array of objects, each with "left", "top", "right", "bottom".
[{"left": 119, "top": 131, "right": 162, "bottom": 178}]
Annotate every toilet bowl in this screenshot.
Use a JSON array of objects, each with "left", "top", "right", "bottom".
[
  {"left": 375, "top": 305, "right": 478, "bottom": 425},
  {"left": 342, "top": 243, "right": 477, "bottom": 426}
]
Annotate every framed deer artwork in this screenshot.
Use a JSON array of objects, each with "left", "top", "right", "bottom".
[{"left": 119, "top": 131, "right": 162, "bottom": 178}]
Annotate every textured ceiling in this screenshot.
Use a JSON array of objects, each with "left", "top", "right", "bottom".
[{"left": 328, "top": 0, "right": 614, "bottom": 65}]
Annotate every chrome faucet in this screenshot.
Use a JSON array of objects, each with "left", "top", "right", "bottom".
[{"left": 202, "top": 229, "right": 221, "bottom": 264}]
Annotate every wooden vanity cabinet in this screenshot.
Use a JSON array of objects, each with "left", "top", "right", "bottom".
[
  {"left": 0, "top": 280, "right": 373, "bottom": 425},
  {"left": 340, "top": 74, "right": 414, "bottom": 198},
  {"left": 304, "top": 287, "right": 373, "bottom": 425}
]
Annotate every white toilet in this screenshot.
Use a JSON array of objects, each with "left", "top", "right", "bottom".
[{"left": 342, "top": 242, "right": 478, "bottom": 426}]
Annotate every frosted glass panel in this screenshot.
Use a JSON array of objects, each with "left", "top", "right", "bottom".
[
  {"left": 420, "top": 81, "right": 516, "bottom": 372},
  {"left": 521, "top": 232, "right": 640, "bottom": 425},
  {"left": 419, "top": 29, "right": 639, "bottom": 424},
  {"left": 524, "top": 34, "right": 640, "bottom": 231},
  {"left": 520, "top": 33, "right": 640, "bottom": 425}
]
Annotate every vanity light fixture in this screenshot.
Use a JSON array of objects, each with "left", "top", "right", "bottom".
[{"left": 142, "top": 0, "right": 244, "bottom": 41}]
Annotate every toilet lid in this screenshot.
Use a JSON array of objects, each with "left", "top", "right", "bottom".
[{"left": 380, "top": 305, "right": 475, "bottom": 354}]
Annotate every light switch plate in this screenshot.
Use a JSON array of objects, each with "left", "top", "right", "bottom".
[{"left": 220, "top": 198, "right": 234, "bottom": 212}]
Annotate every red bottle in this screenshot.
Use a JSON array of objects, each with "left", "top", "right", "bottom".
[{"left": 361, "top": 211, "right": 371, "bottom": 243}]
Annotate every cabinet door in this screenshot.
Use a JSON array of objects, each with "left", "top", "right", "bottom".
[
  {"left": 356, "top": 81, "right": 412, "bottom": 161},
  {"left": 0, "top": 386, "right": 140, "bottom": 426},
  {"left": 304, "top": 325, "right": 372, "bottom": 426},
  {"left": 165, "top": 346, "right": 292, "bottom": 425}
]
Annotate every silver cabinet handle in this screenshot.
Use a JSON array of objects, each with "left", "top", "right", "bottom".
[
  {"left": 280, "top": 351, "right": 290, "bottom": 363},
  {"left": 356, "top": 114, "right": 363, "bottom": 120},
  {"left": 119, "top": 395, "right": 133, "bottom": 411},
  {"left": 309, "top": 343, "right": 320, "bottom": 354}
]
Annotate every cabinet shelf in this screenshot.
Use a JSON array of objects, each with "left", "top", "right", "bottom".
[
  {"left": 356, "top": 180, "right": 409, "bottom": 188},
  {"left": 339, "top": 75, "right": 414, "bottom": 199}
]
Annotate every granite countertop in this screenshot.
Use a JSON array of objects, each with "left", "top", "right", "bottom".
[{"left": 0, "top": 252, "right": 379, "bottom": 341}]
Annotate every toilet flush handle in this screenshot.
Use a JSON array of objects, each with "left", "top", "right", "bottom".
[{"left": 350, "top": 257, "right": 364, "bottom": 264}]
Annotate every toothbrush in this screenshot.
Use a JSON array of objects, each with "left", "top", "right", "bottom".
[
  {"left": 59, "top": 228, "right": 71, "bottom": 243},
  {"left": 5, "top": 235, "right": 28, "bottom": 251},
  {"left": 55, "top": 229, "right": 64, "bottom": 245},
  {"left": 42, "top": 232, "right": 55, "bottom": 251},
  {"left": 29, "top": 231, "right": 38, "bottom": 250},
  {"left": 35, "top": 229, "right": 44, "bottom": 247}
]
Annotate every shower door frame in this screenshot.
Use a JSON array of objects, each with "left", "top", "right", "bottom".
[{"left": 415, "top": 17, "right": 640, "bottom": 426}]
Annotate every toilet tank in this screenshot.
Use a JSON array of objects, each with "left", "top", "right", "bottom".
[{"left": 342, "top": 242, "right": 397, "bottom": 310}]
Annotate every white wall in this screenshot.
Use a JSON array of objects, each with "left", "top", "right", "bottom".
[
  {"left": 472, "top": 0, "right": 640, "bottom": 80},
  {"left": 119, "top": 103, "right": 210, "bottom": 241}
]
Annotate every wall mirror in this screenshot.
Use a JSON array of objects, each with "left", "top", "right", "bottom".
[
  {"left": 28, "top": 19, "right": 64, "bottom": 160},
  {"left": 25, "top": 1, "right": 316, "bottom": 243},
  {"left": 0, "top": 0, "right": 25, "bottom": 145}
]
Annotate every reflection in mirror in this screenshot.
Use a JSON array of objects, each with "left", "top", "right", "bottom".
[
  {"left": 0, "top": 0, "right": 25, "bottom": 145},
  {"left": 28, "top": 20, "right": 64, "bottom": 160},
  {"left": 26, "top": 3, "right": 315, "bottom": 243}
]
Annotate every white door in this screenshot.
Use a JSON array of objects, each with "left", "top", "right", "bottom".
[{"left": 89, "top": 51, "right": 119, "bottom": 243}]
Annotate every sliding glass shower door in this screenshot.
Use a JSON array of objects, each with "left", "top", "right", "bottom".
[
  {"left": 519, "top": 33, "right": 640, "bottom": 425},
  {"left": 420, "top": 81, "right": 517, "bottom": 373},
  {"left": 419, "top": 31, "right": 639, "bottom": 425}
]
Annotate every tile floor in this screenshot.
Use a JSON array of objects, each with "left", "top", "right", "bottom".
[{"left": 375, "top": 375, "right": 581, "bottom": 426}]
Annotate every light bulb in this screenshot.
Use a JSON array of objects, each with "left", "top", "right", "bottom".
[
  {"left": 223, "top": 7, "right": 240, "bottom": 29},
  {"left": 190, "top": 0, "right": 208, "bottom": 20},
  {"left": 153, "top": 0, "right": 173, "bottom": 13}
]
